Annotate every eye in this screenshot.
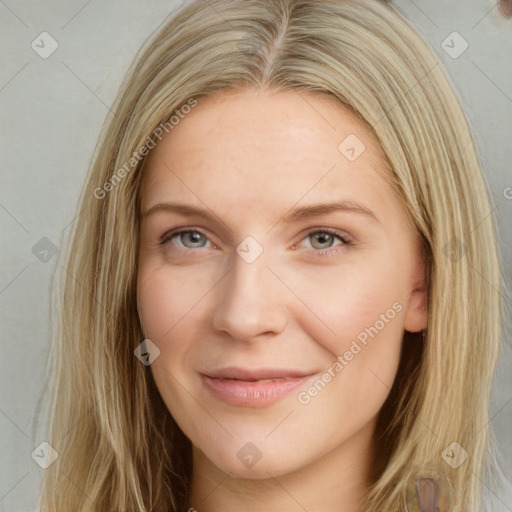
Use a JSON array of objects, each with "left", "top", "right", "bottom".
[
  {"left": 159, "top": 227, "right": 352, "bottom": 257},
  {"left": 159, "top": 229, "right": 211, "bottom": 250},
  {"left": 296, "top": 228, "right": 352, "bottom": 257}
]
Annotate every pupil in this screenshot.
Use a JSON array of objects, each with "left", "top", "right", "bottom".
[{"left": 316, "top": 232, "right": 331, "bottom": 247}]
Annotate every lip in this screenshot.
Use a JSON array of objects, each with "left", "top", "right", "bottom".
[
  {"left": 204, "top": 366, "right": 313, "bottom": 381},
  {"left": 201, "top": 367, "right": 316, "bottom": 408}
]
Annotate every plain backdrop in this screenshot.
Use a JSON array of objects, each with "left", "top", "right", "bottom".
[{"left": 0, "top": 0, "right": 511, "bottom": 510}]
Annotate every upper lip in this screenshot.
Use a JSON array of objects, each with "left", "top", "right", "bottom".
[{"left": 203, "top": 367, "right": 315, "bottom": 381}]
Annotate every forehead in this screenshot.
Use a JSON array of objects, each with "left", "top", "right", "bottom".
[
  {"left": 144, "top": 87, "right": 388, "bottom": 167},
  {"left": 140, "top": 88, "right": 396, "bottom": 223}
]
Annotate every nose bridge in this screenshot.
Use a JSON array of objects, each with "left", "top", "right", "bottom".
[{"left": 212, "top": 237, "right": 287, "bottom": 340}]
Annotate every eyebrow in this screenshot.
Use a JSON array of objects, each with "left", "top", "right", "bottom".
[{"left": 141, "top": 199, "right": 380, "bottom": 225}]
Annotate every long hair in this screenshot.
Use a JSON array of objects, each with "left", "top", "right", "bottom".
[{"left": 34, "top": 0, "right": 503, "bottom": 510}]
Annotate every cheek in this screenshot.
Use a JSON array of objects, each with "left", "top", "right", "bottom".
[
  {"left": 137, "top": 263, "right": 209, "bottom": 434},
  {"left": 136, "top": 261, "right": 216, "bottom": 412},
  {"left": 293, "top": 277, "right": 405, "bottom": 438},
  {"left": 287, "top": 252, "right": 408, "bottom": 411},
  {"left": 137, "top": 261, "right": 210, "bottom": 342},
  {"left": 289, "top": 257, "right": 408, "bottom": 356},
  {"left": 137, "top": 276, "right": 173, "bottom": 341}
]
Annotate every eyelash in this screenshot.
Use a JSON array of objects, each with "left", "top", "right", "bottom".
[{"left": 158, "top": 227, "right": 353, "bottom": 258}]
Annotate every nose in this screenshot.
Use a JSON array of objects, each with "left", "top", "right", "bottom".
[{"left": 212, "top": 246, "right": 288, "bottom": 343}]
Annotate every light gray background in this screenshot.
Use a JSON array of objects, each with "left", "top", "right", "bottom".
[{"left": 0, "top": 0, "right": 511, "bottom": 510}]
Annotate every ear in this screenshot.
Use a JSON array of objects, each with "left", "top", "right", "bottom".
[{"left": 403, "top": 252, "right": 428, "bottom": 333}]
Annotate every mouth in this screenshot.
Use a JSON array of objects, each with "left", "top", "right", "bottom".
[{"left": 201, "top": 367, "right": 316, "bottom": 408}]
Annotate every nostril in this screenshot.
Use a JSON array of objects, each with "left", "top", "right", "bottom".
[
  {"left": 416, "top": 477, "right": 440, "bottom": 512},
  {"left": 498, "top": 0, "right": 512, "bottom": 18}
]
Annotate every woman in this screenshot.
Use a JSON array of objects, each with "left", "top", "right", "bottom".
[{"left": 35, "top": 0, "right": 505, "bottom": 510}]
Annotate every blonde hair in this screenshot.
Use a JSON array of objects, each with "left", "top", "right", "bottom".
[{"left": 34, "top": 0, "right": 504, "bottom": 510}]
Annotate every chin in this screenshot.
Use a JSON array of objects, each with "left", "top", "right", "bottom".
[
  {"left": 194, "top": 430, "right": 317, "bottom": 481},
  {"left": 207, "top": 450, "right": 298, "bottom": 479}
]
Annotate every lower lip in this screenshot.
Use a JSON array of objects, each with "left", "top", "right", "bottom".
[{"left": 202, "top": 374, "right": 311, "bottom": 408}]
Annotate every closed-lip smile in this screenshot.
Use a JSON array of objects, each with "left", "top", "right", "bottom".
[{"left": 201, "top": 366, "right": 316, "bottom": 408}]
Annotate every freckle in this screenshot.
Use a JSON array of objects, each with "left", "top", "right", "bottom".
[{"left": 498, "top": 0, "right": 512, "bottom": 18}]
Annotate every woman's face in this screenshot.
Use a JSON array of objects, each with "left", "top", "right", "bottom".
[{"left": 137, "top": 88, "right": 427, "bottom": 479}]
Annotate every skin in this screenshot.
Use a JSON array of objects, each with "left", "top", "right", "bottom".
[{"left": 137, "top": 87, "right": 428, "bottom": 511}]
